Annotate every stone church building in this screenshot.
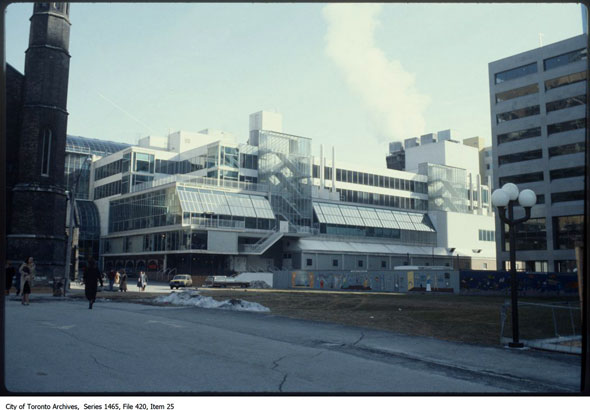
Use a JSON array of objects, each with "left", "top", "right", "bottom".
[{"left": 6, "top": 3, "right": 72, "bottom": 279}]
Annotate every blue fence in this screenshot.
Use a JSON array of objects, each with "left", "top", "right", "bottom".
[{"left": 459, "top": 270, "right": 580, "bottom": 296}]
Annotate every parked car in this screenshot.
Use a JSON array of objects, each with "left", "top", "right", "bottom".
[{"left": 169, "top": 275, "right": 193, "bottom": 289}]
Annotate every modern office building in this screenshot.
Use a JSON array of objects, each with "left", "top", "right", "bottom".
[
  {"left": 488, "top": 34, "right": 587, "bottom": 273},
  {"left": 43, "top": 110, "right": 495, "bottom": 281},
  {"left": 386, "top": 131, "right": 497, "bottom": 270}
]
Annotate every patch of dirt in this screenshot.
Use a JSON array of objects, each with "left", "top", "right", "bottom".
[{"left": 196, "top": 289, "right": 579, "bottom": 346}]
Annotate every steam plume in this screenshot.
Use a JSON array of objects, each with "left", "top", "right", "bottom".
[{"left": 323, "top": 4, "right": 430, "bottom": 142}]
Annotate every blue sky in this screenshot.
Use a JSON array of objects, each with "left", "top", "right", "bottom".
[{"left": 5, "top": 3, "right": 584, "bottom": 167}]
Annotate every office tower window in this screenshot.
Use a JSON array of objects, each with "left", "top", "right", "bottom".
[
  {"left": 544, "top": 70, "right": 587, "bottom": 90},
  {"left": 505, "top": 217, "right": 547, "bottom": 251},
  {"left": 497, "top": 127, "right": 541, "bottom": 145},
  {"left": 546, "top": 95, "right": 586, "bottom": 113},
  {"left": 381, "top": 260, "right": 387, "bottom": 268},
  {"left": 553, "top": 215, "right": 583, "bottom": 250},
  {"left": 549, "top": 166, "right": 585, "bottom": 181},
  {"left": 495, "top": 83, "right": 539, "bottom": 103},
  {"left": 498, "top": 149, "right": 542, "bottom": 165},
  {"left": 312, "top": 164, "right": 319, "bottom": 178},
  {"left": 306, "top": 258, "right": 312, "bottom": 266},
  {"left": 358, "top": 260, "right": 364, "bottom": 268},
  {"left": 551, "top": 190, "right": 584, "bottom": 204},
  {"left": 479, "top": 229, "right": 495, "bottom": 241},
  {"left": 332, "top": 259, "right": 338, "bottom": 267},
  {"left": 495, "top": 62, "right": 537, "bottom": 84},
  {"left": 134, "top": 152, "right": 154, "bottom": 173},
  {"left": 548, "top": 142, "right": 585, "bottom": 157},
  {"left": 543, "top": 48, "right": 587, "bottom": 71},
  {"left": 496, "top": 105, "right": 540, "bottom": 123},
  {"left": 499, "top": 172, "right": 544, "bottom": 185},
  {"left": 547, "top": 118, "right": 586, "bottom": 135}
]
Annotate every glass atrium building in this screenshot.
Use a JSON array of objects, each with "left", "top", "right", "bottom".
[{"left": 63, "top": 111, "right": 497, "bottom": 280}]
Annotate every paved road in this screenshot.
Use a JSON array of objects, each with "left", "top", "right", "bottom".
[{"left": 3, "top": 294, "right": 581, "bottom": 393}]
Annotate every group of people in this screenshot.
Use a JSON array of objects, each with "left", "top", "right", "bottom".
[
  {"left": 4, "top": 257, "right": 35, "bottom": 305},
  {"left": 106, "top": 269, "right": 129, "bottom": 292},
  {"left": 85, "top": 261, "right": 148, "bottom": 309},
  {"left": 5, "top": 256, "right": 150, "bottom": 310}
]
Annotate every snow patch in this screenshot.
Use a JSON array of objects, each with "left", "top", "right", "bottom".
[{"left": 155, "top": 290, "right": 270, "bottom": 312}]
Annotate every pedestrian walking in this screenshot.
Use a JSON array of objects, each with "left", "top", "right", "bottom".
[
  {"left": 107, "top": 270, "right": 115, "bottom": 291},
  {"left": 137, "top": 271, "right": 147, "bottom": 292},
  {"left": 19, "top": 257, "right": 35, "bottom": 305},
  {"left": 5, "top": 261, "right": 16, "bottom": 295},
  {"left": 84, "top": 257, "right": 103, "bottom": 309},
  {"left": 119, "top": 271, "right": 128, "bottom": 292},
  {"left": 114, "top": 270, "right": 120, "bottom": 287}
]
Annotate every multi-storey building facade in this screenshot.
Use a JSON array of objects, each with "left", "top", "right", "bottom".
[
  {"left": 39, "top": 110, "right": 495, "bottom": 281},
  {"left": 489, "top": 34, "right": 587, "bottom": 273}
]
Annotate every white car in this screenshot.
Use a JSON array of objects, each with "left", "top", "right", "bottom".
[{"left": 169, "top": 275, "right": 193, "bottom": 289}]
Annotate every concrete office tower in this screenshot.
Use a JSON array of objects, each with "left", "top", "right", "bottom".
[
  {"left": 7, "top": 3, "right": 72, "bottom": 279},
  {"left": 488, "top": 34, "right": 587, "bottom": 273},
  {"left": 583, "top": 4, "right": 588, "bottom": 35}
]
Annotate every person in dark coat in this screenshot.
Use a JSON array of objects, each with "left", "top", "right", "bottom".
[
  {"left": 119, "top": 270, "right": 128, "bottom": 292},
  {"left": 5, "top": 261, "right": 16, "bottom": 295},
  {"left": 84, "top": 257, "right": 103, "bottom": 309}
]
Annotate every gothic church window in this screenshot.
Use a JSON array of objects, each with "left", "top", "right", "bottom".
[{"left": 41, "top": 128, "right": 52, "bottom": 176}]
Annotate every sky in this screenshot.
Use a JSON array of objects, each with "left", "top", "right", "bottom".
[{"left": 5, "top": 2, "right": 585, "bottom": 168}]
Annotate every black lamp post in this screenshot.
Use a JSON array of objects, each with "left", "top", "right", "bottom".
[{"left": 491, "top": 183, "right": 537, "bottom": 348}]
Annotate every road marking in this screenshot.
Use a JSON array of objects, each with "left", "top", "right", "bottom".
[
  {"left": 147, "top": 320, "right": 183, "bottom": 328},
  {"left": 38, "top": 322, "right": 76, "bottom": 330}
]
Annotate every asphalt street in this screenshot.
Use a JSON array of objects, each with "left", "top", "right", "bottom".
[{"left": 3, "top": 293, "right": 581, "bottom": 393}]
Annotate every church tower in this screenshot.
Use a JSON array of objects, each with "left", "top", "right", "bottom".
[{"left": 8, "top": 3, "right": 71, "bottom": 278}]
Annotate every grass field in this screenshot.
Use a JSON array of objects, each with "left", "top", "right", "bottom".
[
  {"left": 197, "top": 289, "right": 582, "bottom": 346},
  {"left": 62, "top": 286, "right": 581, "bottom": 347}
]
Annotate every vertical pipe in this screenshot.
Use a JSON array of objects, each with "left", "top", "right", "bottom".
[
  {"left": 332, "top": 146, "right": 336, "bottom": 193},
  {"left": 477, "top": 174, "right": 482, "bottom": 213},
  {"left": 469, "top": 173, "right": 473, "bottom": 211},
  {"left": 320, "top": 144, "right": 324, "bottom": 189}
]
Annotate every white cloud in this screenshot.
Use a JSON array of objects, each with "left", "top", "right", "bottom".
[{"left": 323, "top": 4, "right": 430, "bottom": 142}]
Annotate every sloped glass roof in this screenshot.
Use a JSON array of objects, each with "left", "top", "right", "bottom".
[
  {"left": 66, "top": 135, "right": 131, "bottom": 157},
  {"left": 75, "top": 200, "right": 100, "bottom": 240},
  {"left": 177, "top": 186, "right": 275, "bottom": 219},
  {"left": 313, "top": 202, "right": 435, "bottom": 233}
]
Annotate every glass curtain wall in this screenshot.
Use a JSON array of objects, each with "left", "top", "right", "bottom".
[
  {"left": 109, "top": 187, "right": 182, "bottom": 233},
  {"left": 64, "top": 152, "right": 91, "bottom": 199},
  {"left": 420, "top": 163, "right": 468, "bottom": 213},
  {"left": 257, "top": 131, "right": 312, "bottom": 228}
]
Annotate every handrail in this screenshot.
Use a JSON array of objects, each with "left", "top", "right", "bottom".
[{"left": 131, "top": 174, "right": 270, "bottom": 194}]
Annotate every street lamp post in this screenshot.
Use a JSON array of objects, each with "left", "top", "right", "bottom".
[
  {"left": 491, "top": 183, "right": 537, "bottom": 348},
  {"left": 64, "top": 158, "right": 92, "bottom": 297}
]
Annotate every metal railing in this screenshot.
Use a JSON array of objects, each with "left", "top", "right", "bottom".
[
  {"left": 186, "top": 217, "right": 246, "bottom": 230},
  {"left": 240, "top": 230, "right": 284, "bottom": 254},
  {"left": 500, "top": 301, "right": 582, "bottom": 350},
  {"left": 131, "top": 174, "right": 270, "bottom": 194}
]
